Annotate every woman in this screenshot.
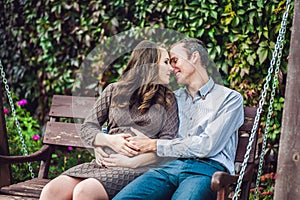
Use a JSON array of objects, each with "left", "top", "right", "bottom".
[{"left": 40, "top": 40, "right": 179, "bottom": 200}]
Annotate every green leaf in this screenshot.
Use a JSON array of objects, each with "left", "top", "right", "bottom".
[
  {"left": 196, "top": 29, "right": 205, "bottom": 37},
  {"left": 263, "top": 26, "right": 269, "bottom": 39},
  {"left": 247, "top": 54, "right": 255, "bottom": 66},
  {"left": 259, "top": 40, "right": 269, "bottom": 47},
  {"left": 237, "top": 9, "right": 246, "bottom": 15},
  {"left": 210, "top": 11, "right": 218, "bottom": 20},
  {"left": 208, "top": 0, "right": 218, "bottom": 4},
  {"left": 208, "top": 28, "right": 215, "bottom": 39},
  {"left": 279, "top": 97, "right": 285, "bottom": 103},
  {"left": 52, "top": 154, "right": 58, "bottom": 158},
  {"left": 257, "top": 46, "right": 268, "bottom": 64}
]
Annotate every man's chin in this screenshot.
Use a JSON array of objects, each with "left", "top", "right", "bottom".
[{"left": 176, "top": 78, "right": 184, "bottom": 85}]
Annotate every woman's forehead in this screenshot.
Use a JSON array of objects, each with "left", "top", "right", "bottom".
[{"left": 160, "top": 48, "right": 169, "bottom": 57}]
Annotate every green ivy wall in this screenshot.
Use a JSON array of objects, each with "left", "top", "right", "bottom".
[{"left": 0, "top": 0, "right": 294, "bottom": 146}]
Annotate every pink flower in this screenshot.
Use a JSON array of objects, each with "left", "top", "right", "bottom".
[
  {"left": 68, "top": 146, "right": 73, "bottom": 151},
  {"left": 261, "top": 191, "right": 273, "bottom": 196},
  {"left": 32, "top": 135, "right": 40, "bottom": 141},
  {"left": 3, "top": 108, "right": 9, "bottom": 114},
  {"left": 17, "top": 99, "right": 28, "bottom": 106}
]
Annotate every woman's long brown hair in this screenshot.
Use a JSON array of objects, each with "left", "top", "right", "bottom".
[{"left": 112, "top": 40, "right": 174, "bottom": 114}]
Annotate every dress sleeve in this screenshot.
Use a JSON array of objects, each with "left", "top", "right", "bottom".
[
  {"left": 157, "top": 94, "right": 179, "bottom": 140},
  {"left": 80, "top": 84, "right": 113, "bottom": 147}
]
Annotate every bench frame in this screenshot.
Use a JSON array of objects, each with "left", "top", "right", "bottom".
[{"left": 0, "top": 94, "right": 259, "bottom": 199}]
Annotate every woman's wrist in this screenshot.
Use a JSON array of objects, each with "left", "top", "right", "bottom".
[
  {"left": 129, "top": 157, "right": 138, "bottom": 168},
  {"left": 93, "top": 133, "right": 108, "bottom": 147}
]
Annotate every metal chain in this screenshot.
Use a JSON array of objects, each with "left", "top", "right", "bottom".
[
  {"left": 232, "top": 0, "right": 292, "bottom": 199},
  {"left": 0, "top": 60, "right": 35, "bottom": 179},
  {"left": 253, "top": 3, "right": 291, "bottom": 198}
]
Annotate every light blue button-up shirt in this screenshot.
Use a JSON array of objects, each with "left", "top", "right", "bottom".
[{"left": 157, "top": 78, "right": 244, "bottom": 174}]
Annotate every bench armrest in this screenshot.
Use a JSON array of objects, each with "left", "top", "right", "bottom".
[
  {"left": 0, "top": 145, "right": 52, "bottom": 164},
  {"left": 211, "top": 172, "right": 238, "bottom": 191}
]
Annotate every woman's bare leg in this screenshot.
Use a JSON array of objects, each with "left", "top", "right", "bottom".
[
  {"left": 39, "top": 175, "right": 82, "bottom": 200},
  {"left": 73, "top": 178, "right": 109, "bottom": 200}
]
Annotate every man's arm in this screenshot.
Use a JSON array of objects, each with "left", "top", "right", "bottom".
[{"left": 130, "top": 91, "right": 244, "bottom": 158}]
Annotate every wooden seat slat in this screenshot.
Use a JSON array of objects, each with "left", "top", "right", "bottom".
[
  {"left": 0, "top": 194, "right": 38, "bottom": 199},
  {"left": 0, "top": 179, "right": 50, "bottom": 198},
  {"left": 1, "top": 190, "right": 40, "bottom": 198}
]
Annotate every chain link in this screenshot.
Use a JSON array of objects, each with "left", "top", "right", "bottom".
[
  {"left": 0, "top": 60, "right": 35, "bottom": 179},
  {"left": 232, "top": 1, "right": 292, "bottom": 199}
]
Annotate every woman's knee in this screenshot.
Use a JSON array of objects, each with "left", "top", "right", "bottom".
[
  {"left": 73, "top": 178, "right": 108, "bottom": 200},
  {"left": 40, "top": 179, "right": 62, "bottom": 198},
  {"left": 40, "top": 175, "right": 80, "bottom": 200}
]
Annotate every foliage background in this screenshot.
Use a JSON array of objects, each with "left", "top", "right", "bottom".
[{"left": 0, "top": 0, "right": 294, "bottom": 198}]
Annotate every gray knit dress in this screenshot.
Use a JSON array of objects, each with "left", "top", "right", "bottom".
[{"left": 63, "top": 83, "right": 179, "bottom": 199}]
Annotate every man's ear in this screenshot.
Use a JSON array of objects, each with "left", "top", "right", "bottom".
[{"left": 192, "top": 51, "right": 201, "bottom": 64}]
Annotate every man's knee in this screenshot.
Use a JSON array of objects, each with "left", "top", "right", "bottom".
[{"left": 172, "top": 175, "right": 215, "bottom": 200}]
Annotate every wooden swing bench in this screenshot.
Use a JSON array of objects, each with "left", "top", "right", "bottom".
[{"left": 0, "top": 94, "right": 258, "bottom": 200}]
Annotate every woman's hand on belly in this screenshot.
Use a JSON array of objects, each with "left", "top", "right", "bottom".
[
  {"left": 100, "top": 133, "right": 140, "bottom": 157},
  {"left": 102, "top": 154, "right": 136, "bottom": 168}
]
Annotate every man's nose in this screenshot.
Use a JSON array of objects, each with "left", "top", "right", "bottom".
[
  {"left": 170, "top": 62, "right": 176, "bottom": 69},
  {"left": 171, "top": 65, "right": 179, "bottom": 74},
  {"left": 170, "top": 59, "right": 176, "bottom": 68}
]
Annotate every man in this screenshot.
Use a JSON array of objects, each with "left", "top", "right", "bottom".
[{"left": 113, "top": 38, "right": 244, "bottom": 200}]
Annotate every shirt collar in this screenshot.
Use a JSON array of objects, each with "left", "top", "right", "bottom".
[
  {"left": 183, "top": 77, "right": 215, "bottom": 100},
  {"left": 199, "top": 77, "right": 215, "bottom": 99}
]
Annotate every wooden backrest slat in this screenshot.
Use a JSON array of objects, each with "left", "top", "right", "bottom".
[
  {"left": 235, "top": 107, "right": 258, "bottom": 163},
  {"left": 239, "top": 107, "right": 257, "bottom": 133},
  {"left": 43, "top": 122, "right": 90, "bottom": 148},
  {"left": 49, "top": 95, "right": 96, "bottom": 119}
]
